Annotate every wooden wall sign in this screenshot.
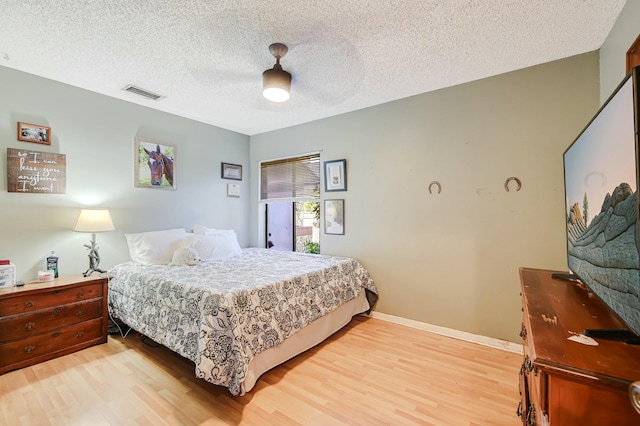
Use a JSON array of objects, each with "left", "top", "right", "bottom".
[{"left": 7, "top": 148, "right": 66, "bottom": 194}]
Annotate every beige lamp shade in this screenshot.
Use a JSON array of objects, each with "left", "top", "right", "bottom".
[{"left": 73, "top": 209, "right": 115, "bottom": 233}]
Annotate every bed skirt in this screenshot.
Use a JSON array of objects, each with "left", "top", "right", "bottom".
[{"left": 241, "top": 289, "right": 370, "bottom": 393}]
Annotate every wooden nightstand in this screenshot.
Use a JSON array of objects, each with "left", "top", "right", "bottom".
[{"left": 0, "top": 275, "right": 108, "bottom": 375}]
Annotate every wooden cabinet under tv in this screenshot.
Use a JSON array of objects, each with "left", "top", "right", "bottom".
[{"left": 518, "top": 267, "right": 640, "bottom": 425}]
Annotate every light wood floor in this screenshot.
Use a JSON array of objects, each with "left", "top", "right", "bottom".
[{"left": 0, "top": 316, "right": 523, "bottom": 425}]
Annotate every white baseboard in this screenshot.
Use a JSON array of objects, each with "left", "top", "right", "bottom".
[{"left": 368, "top": 312, "right": 523, "bottom": 354}]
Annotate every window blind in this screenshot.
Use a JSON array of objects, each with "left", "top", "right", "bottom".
[{"left": 260, "top": 154, "right": 320, "bottom": 201}]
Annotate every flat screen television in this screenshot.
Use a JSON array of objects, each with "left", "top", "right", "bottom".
[{"left": 561, "top": 66, "right": 640, "bottom": 343}]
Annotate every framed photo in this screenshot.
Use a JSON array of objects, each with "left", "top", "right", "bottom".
[
  {"left": 324, "top": 159, "right": 347, "bottom": 192},
  {"left": 324, "top": 199, "right": 345, "bottom": 235},
  {"left": 221, "top": 162, "right": 242, "bottom": 180},
  {"left": 17, "top": 122, "right": 51, "bottom": 145},
  {"left": 134, "top": 138, "right": 176, "bottom": 190},
  {"left": 227, "top": 183, "right": 240, "bottom": 198}
]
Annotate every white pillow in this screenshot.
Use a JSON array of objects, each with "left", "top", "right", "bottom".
[
  {"left": 125, "top": 228, "right": 187, "bottom": 265},
  {"left": 187, "top": 227, "right": 242, "bottom": 259},
  {"left": 192, "top": 224, "right": 229, "bottom": 236}
]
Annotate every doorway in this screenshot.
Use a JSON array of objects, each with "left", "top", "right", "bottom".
[{"left": 266, "top": 202, "right": 320, "bottom": 253}]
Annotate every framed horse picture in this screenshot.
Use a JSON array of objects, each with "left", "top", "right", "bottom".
[{"left": 134, "top": 138, "right": 176, "bottom": 190}]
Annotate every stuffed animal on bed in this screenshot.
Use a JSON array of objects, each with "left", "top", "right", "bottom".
[{"left": 169, "top": 247, "right": 201, "bottom": 266}]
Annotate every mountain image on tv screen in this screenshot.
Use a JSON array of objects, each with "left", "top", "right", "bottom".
[{"left": 563, "top": 76, "right": 640, "bottom": 334}]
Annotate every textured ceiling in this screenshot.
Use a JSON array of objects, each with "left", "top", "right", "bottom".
[{"left": 0, "top": 1, "right": 627, "bottom": 136}]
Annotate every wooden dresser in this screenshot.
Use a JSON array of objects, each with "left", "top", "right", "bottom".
[
  {"left": 0, "top": 275, "right": 108, "bottom": 374},
  {"left": 518, "top": 267, "right": 640, "bottom": 425}
]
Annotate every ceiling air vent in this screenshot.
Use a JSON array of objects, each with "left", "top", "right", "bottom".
[{"left": 122, "top": 85, "right": 164, "bottom": 101}]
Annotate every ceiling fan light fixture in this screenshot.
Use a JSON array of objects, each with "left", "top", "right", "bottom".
[
  {"left": 263, "top": 68, "right": 291, "bottom": 102},
  {"left": 263, "top": 43, "right": 291, "bottom": 103}
]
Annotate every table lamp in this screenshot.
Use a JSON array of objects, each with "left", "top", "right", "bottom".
[{"left": 73, "top": 209, "right": 115, "bottom": 277}]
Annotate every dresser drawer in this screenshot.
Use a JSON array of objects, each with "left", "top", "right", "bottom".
[
  {"left": 0, "top": 318, "right": 104, "bottom": 368},
  {"left": 0, "top": 282, "right": 103, "bottom": 316},
  {"left": 0, "top": 298, "right": 103, "bottom": 343}
]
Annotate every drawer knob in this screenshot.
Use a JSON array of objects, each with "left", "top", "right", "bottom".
[
  {"left": 76, "top": 331, "right": 85, "bottom": 338},
  {"left": 52, "top": 332, "right": 60, "bottom": 337},
  {"left": 526, "top": 404, "right": 537, "bottom": 426},
  {"left": 24, "top": 345, "right": 35, "bottom": 354},
  {"left": 52, "top": 307, "right": 62, "bottom": 316},
  {"left": 53, "top": 290, "right": 61, "bottom": 295},
  {"left": 25, "top": 300, "right": 35, "bottom": 308},
  {"left": 77, "top": 290, "right": 85, "bottom": 298},
  {"left": 24, "top": 322, "right": 35, "bottom": 330},
  {"left": 519, "top": 324, "right": 527, "bottom": 340},
  {"left": 516, "top": 400, "right": 523, "bottom": 419},
  {"left": 630, "top": 381, "right": 640, "bottom": 414},
  {"left": 524, "top": 357, "right": 537, "bottom": 375},
  {"left": 77, "top": 310, "right": 85, "bottom": 318}
]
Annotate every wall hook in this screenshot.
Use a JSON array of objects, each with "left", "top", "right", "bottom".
[
  {"left": 428, "top": 181, "right": 441, "bottom": 195},
  {"left": 504, "top": 177, "right": 522, "bottom": 192}
]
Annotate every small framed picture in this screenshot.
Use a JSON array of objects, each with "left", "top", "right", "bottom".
[
  {"left": 17, "top": 122, "right": 51, "bottom": 145},
  {"left": 324, "top": 199, "right": 345, "bottom": 235},
  {"left": 134, "top": 138, "right": 176, "bottom": 190},
  {"left": 222, "top": 162, "right": 242, "bottom": 180},
  {"left": 227, "top": 183, "right": 240, "bottom": 198},
  {"left": 324, "top": 159, "right": 347, "bottom": 192}
]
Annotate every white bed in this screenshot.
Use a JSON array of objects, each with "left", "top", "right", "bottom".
[{"left": 108, "top": 247, "right": 377, "bottom": 395}]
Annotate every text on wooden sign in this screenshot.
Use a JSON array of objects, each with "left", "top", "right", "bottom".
[{"left": 7, "top": 148, "right": 66, "bottom": 194}]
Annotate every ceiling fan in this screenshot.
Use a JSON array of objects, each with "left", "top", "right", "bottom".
[
  {"left": 186, "top": 38, "right": 359, "bottom": 108},
  {"left": 262, "top": 43, "right": 292, "bottom": 102}
]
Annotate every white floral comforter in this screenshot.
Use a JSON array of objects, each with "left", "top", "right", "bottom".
[{"left": 108, "top": 248, "right": 377, "bottom": 395}]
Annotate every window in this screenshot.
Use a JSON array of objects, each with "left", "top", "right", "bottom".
[
  {"left": 261, "top": 154, "right": 320, "bottom": 201},
  {"left": 261, "top": 154, "right": 320, "bottom": 253}
]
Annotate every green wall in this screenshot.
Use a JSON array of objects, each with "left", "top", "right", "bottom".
[
  {"left": 250, "top": 53, "right": 600, "bottom": 343},
  {"left": 0, "top": 67, "right": 250, "bottom": 280}
]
